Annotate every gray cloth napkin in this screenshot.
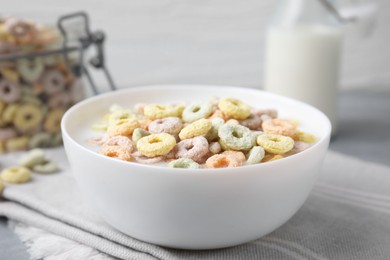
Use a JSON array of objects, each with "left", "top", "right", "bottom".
[{"left": 1, "top": 148, "right": 390, "bottom": 260}]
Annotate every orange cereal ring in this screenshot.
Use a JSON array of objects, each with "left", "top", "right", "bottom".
[
  {"left": 43, "top": 109, "right": 65, "bottom": 133},
  {"left": 221, "top": 150, "right": 246, "bottom": 163},
  {"left": 262, "top": 119, "right": 296, "bottom": 137},
  {"left": 209, "top": 109, "right": 228, "bottom": 121},
  {"left": 101, "top": 146, "right": 132, "bottom": 161},
  {"left": 205, "top": 154, "right": 242, "bottom": 168},
  {"left": 107, "top": 119, "right": 140, "bottom": 137}
]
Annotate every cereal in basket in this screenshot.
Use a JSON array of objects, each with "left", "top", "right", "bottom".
[{"left": 89, "top": 98, "right": 317, "bottom": 169}]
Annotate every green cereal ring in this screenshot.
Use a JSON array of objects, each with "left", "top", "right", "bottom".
[
  {"left": 132, "top": 128, "right": 150, "bottom": 143},
  {"left": 246, "top": 146, "right": 265, "bottom": 164},
  {"left": 205, "top": 117, "right": 224, "bottom": 142},
  {"left": 218, "top": 124, "right": 256, "bottom": 151},
  {"left": 5, "top": 136, "right": 30, "bottom": 152},
  {"left": 108, "top": 110, "right": 135, "bottom": 125},
  {"left": 137, "top": 133, "right": 176, "bottom": 157},
  {"left": 28, "top": 132, "right": 52, "bottom": 149},
  {"left": 2, "top": 103, "right": 19, "bottom": 124},
  {"left": 32, "top": 161, "right": 60, "bottom": 174},
  {"left": 50, "top": 132, "right": 63, "bottom": 147},
  {"left": 144, "top": 104, "right": 182, "bottom": 120},
  {"left": 20, "top": 148, "right": 46, "bottom": 168},
  {"left": 182, "top": 101, "right": 213, "bottom": 123},
  {"left": 13, "top": 104, "right": 44, "bottom": 133},
  {"left": 179, "top": 118, "right": 212, "bottom": 140},
  {"left": 1, "top": 166, "right": 31, "bottom": 183},
  {"left": 168, "top": 158, "right": 200, "bottom": 169},
  {"left": 17, "top": 58, "right": 44, "bottom": 83},
  {"left": 257, "top": 133, "right": 294, "bottom": 154},
  {"left": 218, "top": 98, "right": 250, "bottom": 120}
]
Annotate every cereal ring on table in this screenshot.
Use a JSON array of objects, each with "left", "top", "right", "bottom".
[
  {"left": 148, "top": 117, "right": 182, "bottom": 135},
  {"left": 101, "top": 146, "right": 132, "bottom": 161},
  {"left": 132, "top": 128, "right": 150, "bottom": 144},
  {"left": 209, "top": 141, "right": 222, "bottom": 154},
  {"left": 0, "top": 166, "right": 31, "bottom": 184},
  {"left": 17, "top": 58, "right": 44, "bottom": 83},
  {"left": 4, "top": 18, "right": 36, "bottom": 44},
  {"left": 137, "top": 133, "right": 176, "bottom": 157},
  {"left": 218, "top": 124, "right": 256, "bottom": 151},
  {"left": 43, "top": 109, "right": 65, "bottom": 133},
  {"left": 108, "top": 110, "right": 135, "bottom": 125},
  {"left": 292, "top": 130, "right": 317, "bottom": 143},
  {"left": 5, "top": 136, "right": 30, "bottom": 152},
  {"left": 209, "top": 109, "right": 228, "bottom": 121},
  {"left": 2, "top": 103, "right": 19, "bottom": 124},
  {"left": 182, "top": 101, "right": 213, "bottom": 123},
  {"left": 168, "top": 158, "right": 200, "bottom": 169},
  {"left": 252, "top": 109, "right": 278, "bottom": 119},
  {"left": 107, "top": 119, "right": 140, "bottom": 137},
  {"left": 218, "top": 98, "right": 250, "bottom": 120},
  {"left": 50, "top": 132, "right": 63, "bottom": 147},
  {"left": 33, "top": 161, "right": 60, "bottom": 174},
  {"left": 0, "top": 127, "right": 17, "bottom": 141},
  {"left": 0, "top": 79, "right": 21, "bottom": 103},
  {"left": 41, "top": 69, "right": 66, "bottom": 95},
  {"left": 13, "top": 104, "right": 44, "bottom": 133},
  {"left": 179, "top": 118, "right": 212, "bottom": 140},
  {"left": 19, "top": 148, "right": 46, "bottom": 168},
  {"left": 246, "top": 146, "right": 265, "bottom": 164},
  {"left": 176, "top": 136, "right": 209, "bottom": 163},
  {"left": 262, "top": 119, "right": 296, "bottom": 137},
  {"left": 256, "top": 133, "right": 294, "bottom": 154},
  {"left": 102, "top": 135, "right": 133, "bottom": 152},
  {"left": 28, "top": 132, "right": 52, "bottom": 149},
  {"left": 239, "top": 114, "right": 263, "bottom": 130},
  {"left": 131, "top": 151, "right": 164, "bottom": 164},
  {"left": 205, "top": 154, "right": 242, "bottom": 168},
  {"left": 48, "top": 92, "right": 71, "bottom": 108},
  {"left": 221, "top": 150, "right": 246, "bottom": 163},
  {"left": 205, "top": 117, "right": 224, "bottom": 142},
  {"left": 144, "top": 104, "right": 182, "bottom": 120}
]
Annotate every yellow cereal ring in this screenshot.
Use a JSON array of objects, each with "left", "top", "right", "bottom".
[
  {"left": 262, "top": 119, "right": 296, "bottom": 137},
  {"left": 2, "top": 103, "right": 19, "bottom": 124},
  {"left": 107, "top": 119, "right": 140, "bottom": 137},
  {"left": 262, "top": 154, "right": 284, "bottom": 163},
  {"left": 43, "top": 109, "right": 65, "bottom": 133},
  {"left": 91, "top": 122, "right": 109, "bottom": 131},
  {"left": 144, "top": 104, "right": 182, "bottom": 120},
  {"left": 5, "top": 136, "right": 30, "bottom": 152},
  {"left": 13, "top": 104, "right": 44, "bottom": 133},
  {"left": 0, "top": 67, "right": 19, "bottom": 82},
  {"left": 292, "top": 130, "right": 317, "bottom": 143},
  {"left": 137, "top": 133, "right": 176, "bottom": 157},
  {"left": 1, "top": 166, "right": 31, "bottom": 183},
  {"left": 218, "top": 98, "right": 250, "bottom": 120},
  {"left": 178, "top": 118, "right": 212, "bottom": 140},
  {"left": 257, "top": 133, "right": 294, "bottom": 154},
  {"left": 108, "top": 110, "right": 135, "bottom": 125}
]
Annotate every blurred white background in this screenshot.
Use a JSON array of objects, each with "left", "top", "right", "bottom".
[{"left": 5, "top": 0, "right": 389, "bottom": 90}]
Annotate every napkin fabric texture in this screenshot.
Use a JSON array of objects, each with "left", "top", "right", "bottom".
[{"left": 0, "top": 148, "right": 390, "bottom": 260}]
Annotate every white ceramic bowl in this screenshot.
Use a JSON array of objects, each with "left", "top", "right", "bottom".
[{"left": 61, "top": 85, "right": 331, "bottom": 250}]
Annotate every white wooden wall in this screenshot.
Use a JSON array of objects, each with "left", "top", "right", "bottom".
[{"left": 4, "top": 0, "right": 390, "bottom": 90}]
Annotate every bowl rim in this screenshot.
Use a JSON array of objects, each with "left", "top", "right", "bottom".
[{"left": 61, "top": 84, "right": 331, "bottom": 174}]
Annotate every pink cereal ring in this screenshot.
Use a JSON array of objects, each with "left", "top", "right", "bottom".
[
  {"left": 102, "top": 135, "right": 133, "bottom": 152},
  {"left": 205, "top": 154, "right": 242, "bottom": 168},
  {"left": 239, "top": 114, "right": 263, "bottom": 130},
  {"left": 131, "top": 151, "right": 164, "bottom": 164},
  {"left": 41, "top": 69, "right": 66, "bottom": 95},
  {"left": 148, "top": 117, "right": 182, "bottom": 135},
  {"left": 0, "top": 127, "right": 17, "bottom": 141},
  {"left": 0, "top": 79, "right": 22, "bottom": 103},
  {"left": 262, "top": 118, "right": 296, "bottom": 137},
  {"left": 176, "top": 136, "right": 209, "bottom": 163}
]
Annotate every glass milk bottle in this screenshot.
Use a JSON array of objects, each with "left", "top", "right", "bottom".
[{"left": 264, "top": 0, "right": 343, "bottom": 135}]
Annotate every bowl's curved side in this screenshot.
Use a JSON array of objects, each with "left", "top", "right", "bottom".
[{"left": 62, "top": 85, "right": 331, "bottom": 249}]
